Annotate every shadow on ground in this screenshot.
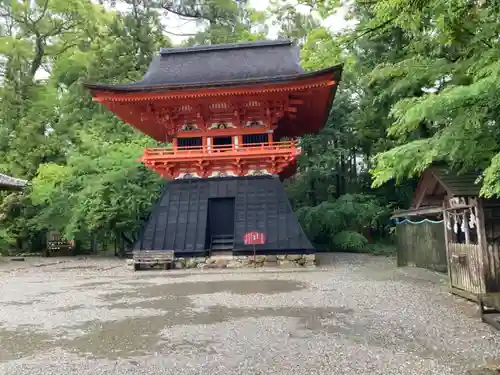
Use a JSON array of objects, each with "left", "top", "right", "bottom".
[{"left": 1, "top": 278, "right": 348, "bottom": 360}]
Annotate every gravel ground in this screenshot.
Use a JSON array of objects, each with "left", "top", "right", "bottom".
[{"left": 0, "top": 253, "right": 499, "bottom": 375}]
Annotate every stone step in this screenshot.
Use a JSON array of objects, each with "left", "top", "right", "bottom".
[
  {"left": 210, "top": 244, "right": 234, "bottom": 250},
  {"left": 212, "top": 239, "right": 234, "bottom": 244},
  {"left": 210, "top": 253, "right": 233, "bottom": 260}
]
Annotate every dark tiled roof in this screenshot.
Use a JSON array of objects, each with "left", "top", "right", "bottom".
[
  {"left": 0, "top": 173, "right": 27, "bottom": 191},
  {"left": 430, "top": 167, "right": 481, "bottom": 196},
  {"left": 85, "top": 39, "right": 341, "bottom": 92}
]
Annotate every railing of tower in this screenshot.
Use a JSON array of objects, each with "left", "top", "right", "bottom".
[{"left": 142, "top": 140, "right": 300, "bottom": 158}]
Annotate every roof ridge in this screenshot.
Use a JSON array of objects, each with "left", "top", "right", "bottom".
[{"left": 159, "top": 39, "right": 293, "bottom": 56}]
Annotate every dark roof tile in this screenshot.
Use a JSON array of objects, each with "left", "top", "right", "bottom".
[
  {"left": 85, "top": 39, "right": 335, "bottom": 92},
  {"left": 430, "top": 167, "right": 481, "bottom": 196}
]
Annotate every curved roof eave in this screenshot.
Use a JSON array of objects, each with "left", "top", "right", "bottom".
[{"left": 84, "top": 65, "right": 344, "bottom": 94}]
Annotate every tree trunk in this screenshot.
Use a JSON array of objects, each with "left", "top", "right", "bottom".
[
  {"left": 309, "top": 175, "right": 317, "bottom": 206},
  {"left": 91, "top": 234, "right": 97, "bottom": 254},
  {"left": 340, "top": 152, "right": 346, "bottom": 196}
]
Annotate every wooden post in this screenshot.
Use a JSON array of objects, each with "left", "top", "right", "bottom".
[
  {"left": 442, "top": 198, "right": 453, "bottom": 287},
  {"left": 463, "top": 210, "right": 471, "bottom": 244},
  {"left": 267, "top": 132, "right": 273, "bottom": 146},
  {"left": 473, "top": 198, "right": 487, "bottom": 294}
]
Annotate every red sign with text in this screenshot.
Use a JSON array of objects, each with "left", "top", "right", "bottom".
[{"left": 243, "top": 231, "right": 266, "bottom": 245}]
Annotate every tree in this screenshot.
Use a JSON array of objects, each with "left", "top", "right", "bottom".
[
  {"left": 273, "top": 0, "right": 416, "bottom": 250},
  {"left": 180, "top": 0, "right": 268, "bottom": 44},
  {"left": 0, "top": 0, "right": 111, "bottom": 177},
  {"left": 30, "top": 136, "right": 162, "bottom": 254},
  {"left": 358, "top": 0, "right": 500, "bottom": 198},
  {"left": 0, "top": 0, "right": 446, "bottom": 255},
  {"left": 0, "top": 0, "right": 168, "bottom": 253}
]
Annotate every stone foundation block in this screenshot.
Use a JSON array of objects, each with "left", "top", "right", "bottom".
[
  {"left": 253, "top": 255, "right": 266, "bottom": 263},
  {"left": 265, "top": 255, "right": 278, "bottom": 262},
  {"left": 304, "top": 254, "right": 316, "bottom": 263},
  {"left": 203, "top": 262, "right": 227, "bottom": 269},
  {"left": 174, "top": 258, "right": 186, "bottom": 269},
  {"left": 142, "top": 253, "right": 318, "bottom": 271}
]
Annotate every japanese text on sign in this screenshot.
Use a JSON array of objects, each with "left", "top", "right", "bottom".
[{"left": 243, "top": 231, "right": 265, "bottom": 245}]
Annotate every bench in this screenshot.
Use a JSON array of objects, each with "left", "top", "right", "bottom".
[
  {"left": 132, "top": 250, "right": 174, "bottom": 271},
  {"left": 479, "top": 293, "right": 500, "bottom": 330}
]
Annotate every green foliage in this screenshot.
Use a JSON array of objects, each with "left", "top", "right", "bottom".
[
  {"left": 286, "top": 0, "right": 500, "bottom": 256},
  {"left": 296, "top": 194, "right": 391, "bottom": 251},
  {"left": 0, "top": 0, "right": 169, "bottom": 253},
  {"left": 0, "top": 228, "right": 16, "bottom": 256},
  {"left": 333, "top": 231, "right": 368, "bottom": 251},
  {"left": 354, "top": 0, "right": 500, "bottom": 192},
  {"left": 6, "top": 0, "right": 483, "bottom": 257},
  {"left": 29, "top": 137, "right": 163, "bottom": 242},
  {"left": 280, "top": 0, "right": 415, "bottom": 253}
]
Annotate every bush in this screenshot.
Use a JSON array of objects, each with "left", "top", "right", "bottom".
[
  {"left": 332, "top": 230, "right": 369, "bottom": 251},
  {"left": 0, "top": 228, "right": 16, "bottom": 256},
  {"left": 297, "top": 193, "right": 391, "bottom": 252}
]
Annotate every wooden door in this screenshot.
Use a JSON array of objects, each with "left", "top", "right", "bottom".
[
  {"left": 206, "top": 198, "right": 236, "bottom": 251},
  {"left": 448, "top": 242, "right": 484, "bottom": 295},
  {"left": 208, "top": 198, "right": 235, "bottom": 237}
]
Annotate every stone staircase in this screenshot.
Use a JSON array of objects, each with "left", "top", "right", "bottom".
[{"left": 210, "top": 235, "right": 234, "bottom": 257}]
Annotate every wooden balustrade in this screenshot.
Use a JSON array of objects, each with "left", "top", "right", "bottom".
[{"left": 142, "top": 141, "right": 298, "bottom": 159}]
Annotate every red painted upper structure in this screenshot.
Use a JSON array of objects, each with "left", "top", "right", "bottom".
[
  {"left": 84, "top": 40, "right": 343, "bottom": 180},
  {"left": 85, "top": 40, "right": 342, "bottom": 141}
]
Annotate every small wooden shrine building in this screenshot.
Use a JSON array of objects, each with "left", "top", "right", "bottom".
[
  {"left": 84, "top": 40, "right": 343, "bottom": 259},
  {"left": 393, "top": 166, "right": 500, "bottom": 301}
]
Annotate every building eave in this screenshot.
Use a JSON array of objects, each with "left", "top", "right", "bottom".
[
  {"left": 391, "top": 206, "right": 443, "bottom": 219},
  {"left": 84, "top": 65, "right": 343, "bottom": 95}
]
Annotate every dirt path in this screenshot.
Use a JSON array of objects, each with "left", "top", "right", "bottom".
[{"left": 0, "top": 254, "right": 498, "bottom": 374}]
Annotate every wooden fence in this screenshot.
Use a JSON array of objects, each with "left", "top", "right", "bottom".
[
  {"left": 486, "top": 243, "right": 500, "bottom": 293},
  {"left": 396, "top": 220, "right": 447, "bottom": 273},
  {"left": 447, "top": 242, "right": 483, "bottom": 295}
]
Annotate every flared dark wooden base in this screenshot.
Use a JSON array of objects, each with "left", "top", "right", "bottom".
[{"left": 134, "top": 175, "right": 314, "bottom": 256}]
